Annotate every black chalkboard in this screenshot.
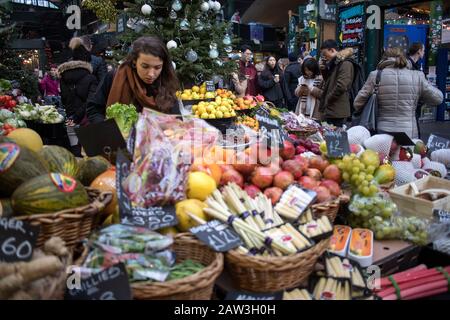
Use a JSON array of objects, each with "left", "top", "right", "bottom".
[
  {"left": 0, "top": 218, "right": 39, "bottom": 263},
  {"left": 225, "top": 291, "right": 283, "bottom": 300},
  {"left": 324, "top": 131, "right": 350, "bottom": 158},
  {"left": 433, "top": 209, "right": 450, "bottom": 223},
  {"left": 65, "top": 263, "right": 132, "bottom": 300},
  {"left": 255, "top": 107, "right": 286, "bottom": 148},
  {"left": 116, "top": 149, "right": 178, "bottom": 231},
  {"left": 190, "top": 220, "right": 243, "bottom": 252},
  {"left": 205, "top": 80, "right": 215, "bottom": 92},
  {"left": 427, "top": 134, "right": 450, "bottom": 154}
]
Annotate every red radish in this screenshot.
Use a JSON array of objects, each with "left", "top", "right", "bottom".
[
  {"left": 281, "top": 159, "right": 304, "bottom": 179},
  {"left": 273, "top": 171, "right": 294, "bottom": 190},
  {"left": 320, "top": 179, "right": 341, "bottom": 197},
  {"left": 264, "top": 187, "right": 283, "bottom": 205},
  {"left": 298, "top": 176, "right": 318, "bottom": 190},
  {"left": 323, "top": 164, "right": 342, "bottom": 184},
  {"left": 221, "top": 168, "right": 244, "bottom": 187},
  {"left": 313, "top": 186, "right": 332, "bottom": 203},
  {"left": 244, "top": 184, "right": 261, "bottom": 198},
  {"left": 280, "top": 140, "right": 295, "bottom": 160},
  {"left": 305, "top": 168, "right": 322, "bottom": 181},
  {"left": 251, "top": 166, "right": 274, "bottom": 189}
]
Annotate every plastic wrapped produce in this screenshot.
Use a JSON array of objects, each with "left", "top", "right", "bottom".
[
  {"left": 430, "top": 149, "right": 450, "bottom": 167},
  {"left": 347, "top": 126, "right": 371, "bottom": 145}
]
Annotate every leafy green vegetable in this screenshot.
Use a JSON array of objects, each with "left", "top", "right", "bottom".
[
  {"left": 167, "top": 259, "right": 204, "bottom": 280},
  {"left": 106, "top": 103, "right": 138, "bottom": 137}
]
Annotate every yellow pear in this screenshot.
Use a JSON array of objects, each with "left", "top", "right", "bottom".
[{"left": 175, "top": 199, "right": 208, "bottom": 232}]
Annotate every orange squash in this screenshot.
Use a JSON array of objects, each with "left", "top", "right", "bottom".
[{"left": 90, "top": 167, "right": 118, "bottom": 219}]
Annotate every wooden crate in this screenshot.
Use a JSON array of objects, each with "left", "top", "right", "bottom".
[{"left": 389, "top": 176, "right": 450, "bottom": 220}]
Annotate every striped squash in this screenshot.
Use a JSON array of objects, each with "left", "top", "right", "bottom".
[
  {"left": 11, "top": 173, "right": 90, "bottom": 215},
  {"left": 77, "top": 156, "right": 111, "bottom": 186},
  {"left": 39, "top": 145, "right": 78, "bottom": 177}
]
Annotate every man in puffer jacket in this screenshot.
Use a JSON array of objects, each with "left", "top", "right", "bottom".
[{"left": 354, "top": 48, "right": 443, "bottom": 139}]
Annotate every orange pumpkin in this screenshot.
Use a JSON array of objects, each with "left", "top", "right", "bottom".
[{"left": 90, "top": 168, "right": 118, "bottom": 220}]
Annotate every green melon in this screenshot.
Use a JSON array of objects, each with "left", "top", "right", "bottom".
[
  {"left": 11, "top": 173, "right": 90, "bottom": 215},
  {"left": 0, "top": 198, "right": 14, "bottom": 218},
  {"left": 0, "top": 142, "right": 49, "bottom": 196},
  {"left": 77, "top": 156, "right": 111, "bottom": 186},
  {"left": 39, "top": 145, "right": 78, "bottom": 177}
]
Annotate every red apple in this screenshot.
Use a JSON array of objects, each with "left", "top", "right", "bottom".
[
  {"left": 323, "top": 164, "right": 342, "bottom": 184},
  {"left": 273, "top": 171, "right": 294, "bottom": 190},
  {"left": 264, "top": 187, "right": 283, "bottom": 205},
  {"left": 298, "top": 176, "right": 319, "bottom": 190},
  {"left": 244, "top": 184, "right": 262, "bottom": 198},
  {"left": 320, "top": 180, "right": 341, "bottom": 197},
  {"left": 251, "top": 166, "right": 274, "bottom": 189},
  {"left": 282, "top": 159, "right": 304, "bottom": 179},
  {"left": 221, "top": 168, "right": 244, "bottom": 187},
  {"left": 280, "top": 140, "right": 295, "bottom": 160},
  {"left": 313, "top": 186, "right": 332, "bottom": 203},
  {"left": 305, "top": 168, "right": 322, "bottom": 181},
  {"left": 255, "top": 95, "right": 265, "bottom": 103}
]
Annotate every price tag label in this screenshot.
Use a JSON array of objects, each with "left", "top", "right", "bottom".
[
  {"left": 190, "top": 220, "right": 243, "bottom": 252},
  {"left": 427, "top": 134, "right": 450, "bottom": 153},
  {"left": 324, "top": 131, "right": 350, "bottom": 158},
  {"left": 65, "top": 263, "right": 132, "bottom": 300},
  {"left": 225, "top": 291, "right": 283, "bottom": 300},
  {"left": 433, "top": 209, "right": 450, "bottom": 223},
  {"left": 255, "top": 108, "right": 286, "bottom": 148},
  {"left": 0, "top": 218, "right": 39, "bottom": 263},
  {"left": 205, "top": 80, "right": 215, "bottom": 92}
]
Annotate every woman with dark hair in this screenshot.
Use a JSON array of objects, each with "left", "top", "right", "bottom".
[
  {"left": 257, "top": 56, "right": 284, "bottom": 107},
  {"left": 354, "top": 48, "right": 443, "bottom": 139},
  {"left": 58, "top": 37, "right": 98, "bottom": 156},
  {"left": 87, "top": 36, "right": 180, "bottom": 123},
  {"left": 294, "top": 58, "right": 323, "bottom": 119},
  {"left": 407, "top": 42, "right": 424, "bottom": 71}
]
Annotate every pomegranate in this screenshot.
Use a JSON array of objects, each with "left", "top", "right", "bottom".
[
  {"left": 221, "top": 168, "right": 244, "bottom": 187},
  {"left": 323, "top": 164, "right": 342, "bottom": 184},
  {"left": 308, "top": 155, "right": 325, "bottom": 171},
  {"left": 265, "top": 162, "right": 281, "bottom": 175},
  {"left": 282, "top": 159, "right": 304, "bottom": 179},
  {"left": 251, "top": 166, "right": 274, "bottom": 189},
  {"left": 298, "top": 176, "right": 319, "bottom": 190},
  {"left": 244, "top": 184, "right": 262, "bottom": 198},
  {"left": 320, "top": 180, "right": 341, "bottom": 197},
  {"left": 264, "top": 187, "right": 283, "bottom": 205},
  {"left": 294, "top": 155, "right": 309, "bottom": 171},
  {"left": 280, "top": 140, "right": 295, "bottom": 160},
  {"left": 305, "top": 168, "right": 322, "bottom": 181},
  {"left": 313, "top": 186, "right": 332, "bottom": 203},
  {"left": 273, "top": 171, "right": 294, "bottom": 190},
  {"left": 233, "top": 153, "right": 257, "bottom": 176}
]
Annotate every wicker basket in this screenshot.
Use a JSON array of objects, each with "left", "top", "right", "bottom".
[
  {"left": 287, "top": 127, "right": 319, "bottom": 139},
  {"left": 14, "top": 188, "right": 112, "bottom": 248},
  {"left": 311, "top": 194, "right": 350, "bottom": 223},
  {"left": 76, "top": 233, "right": 224, "bottom": 300},
  {"left": 225, "top": 238, "right": 330, "bottom": 293}
]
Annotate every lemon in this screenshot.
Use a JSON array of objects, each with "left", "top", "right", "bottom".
[
  {"left": 208, "top": 114, "right": 216, "bottom": 119},
  {"left": 201, "top": 112, "right": 209, "bottom": 119},
  {"left": 181, "top": 93, "right": 190, "bottom": 100},
  {"left": 206, "top": 105, "right": 214, "bottom": 113},
  {"left": 219, "top": 106, "right": 228, "bottom": 113},
  {"left": 198, "top": 106, "right": 206, "bottom": 114},
  {"left": 230, "top": 111, "right": 236, "bottom": 117},
  {"left": 175, "top": 199, "right": 208, "bottom": 232},
  {"left": 192, "top": 105, "right": 198, "bottom": 111},
  {"left": 195, "top": 110, "right": 200, "bottom": 116},
  {"left": 183, "top": 89, "right": 191, "bottom": 94},
  {"left": 186, "top": 172, "right": 217, "bottom": 201},
  {"left": 215, "top": 111, "right": 224, "bottom": 118},
  {"left": 200, "top": 87, "right": 206, "bottom": 94},
  {"left": 224, "top": 112, "right": 231, "bottom": 118},
  {"left": 192, "top": 86, "right": 200, "bottom": 93}
]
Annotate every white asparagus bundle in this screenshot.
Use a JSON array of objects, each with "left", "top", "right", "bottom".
[
  {"left": 313, "top": 277, "right": 351, "bottom": 300},
  {"left": 283, "top": 288, "right": 312, "bottom": 300},
  {"left": 298, "top": 208, "right": 314, "bottom": 224},
  {"left": 299, "top": 216, "right": 333, "bottom": 238},
  {"left": 275, "top": 186, "right": 315, "bottom": 220}
]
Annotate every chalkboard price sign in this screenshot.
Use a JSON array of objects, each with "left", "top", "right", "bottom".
[
  {"left": 225, "top": 291, "right": 283, "bottom": 300},
  {"left": 255, "top": 108, "right": 286, "bottom": 147},
  {"left": 116, "top": 149, "right": 133, "bottom": 217},
  {"left": 0, "top": 218, "right": 40, "bottom": 263},
  {"left": 65, "top": 263, "right": 132, "bottom": 300},
  {"left": 190, "top": 220, "right": 242, "bottom": 252},
  {"left": 324, "top": 131, "right": 350, "bottom": 158},
  {"left": 427, "top": 134, "right": 450, "bottom": 154},
  {"left": 205, "top": 80, "right": 215, "bottom": 92}
]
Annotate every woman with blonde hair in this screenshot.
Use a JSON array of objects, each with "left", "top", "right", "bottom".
[{"left": 354, "top": 48, "right": 443, "bottom": 139}]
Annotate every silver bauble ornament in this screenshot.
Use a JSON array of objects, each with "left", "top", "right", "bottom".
[
  {"left": 172, "top": 61, "right": 176, "bottom": 70},
  {"left": 141, "top": 4, "right": 152, "bottom": 16},
  {"left": 169, "top": 10, "right": 178, "bottom": 20},
  {"left": 213, "top": 1, "right": 221, "bottom": 12},
  {"left": 180, "top": 19, "right": 190, "bottom": 31},
  {"left": 209, "top": 49, "right": 219, "bottom": 59},
  {"left": 201, "top": 1, "right": 210, "bottom": 12},
  {"left": 223, "top": 34, "right": 231, "bottom": 45},
  {"left": 167, "top": 40, "right": 178, "bottom": 50},
  {"left": 224, "top": 46, "right": 233, "bottom": 53},
  {"left": 171, "top": 0, "right": 182, "bottom": 12},
  {"left": 195, "top": 19, "right": 204, "bottom": 31},
  {"left": 185, "top": 49, "right": 198, "bottom": 62}
]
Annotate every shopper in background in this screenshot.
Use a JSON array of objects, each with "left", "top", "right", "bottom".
[
  {"left": 59, "top": 37, "right": 98, "bottom": 156},
  {"left": 283, "top": 52, "right": 303, "bottom": 111},
  {"left": 239, "top": 45, "right": 259, "bottom": 96},
  {"left": 258, "top": 55, "right": 284, "bottom": 107},
  {"left": 354, "top": 48, "right": 443, "bottom": 139},
  {"left": 407, "top": 42, "right": 425, "bottom": 71},
  {"left": 295, "top": 58, "right": 323, "bottom": 119},
  {"left": 86, "top": 36, "right": 180, "bottom": 124},
  {"left": 39, "top": 64, "right": 61, "bottom": 107},
  {"left": 80, "top": 35, "right": 108, "bottom": 83},
  {"left": 277, "top": 58, "right": 289, "bottom": 74},
  {"left": 319, "top": 39, "right": 355, "bottom": 127},
  {"left": 230, "top": 71, "right": 248, "bottom": 98}
]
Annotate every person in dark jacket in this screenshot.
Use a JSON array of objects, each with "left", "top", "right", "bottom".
[
  {"left": 58, "top": 37, "right": 98, "bottom": 156},
  {"left": 283, "top": 53, "right": 302, "bottom": 111},
  {"left": 86, "top": 36, "right": 181, "bottom": 124},
  {"left": 80, "top": 35, "right": 108, "bottom": 83},
  {"left": 239, "top": 45, "right": 259, "bottom": 96},
  {"left": 407, "top": 42, "right": 424, "bottom": 71},
  {"left": 258, "top": 56, "right": 285, "bottom": 107}
]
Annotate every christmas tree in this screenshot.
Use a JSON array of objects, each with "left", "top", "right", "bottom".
[{"left": 84, "top": 0, "right": 238, "bottom": 87}]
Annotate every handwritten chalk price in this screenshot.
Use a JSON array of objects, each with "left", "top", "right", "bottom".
[
  {"left": 190, "top": 220, "right": 243, "bottom": 252},
  {"left": 0, "top": 218, "right": 39, "bottom": 263}
]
